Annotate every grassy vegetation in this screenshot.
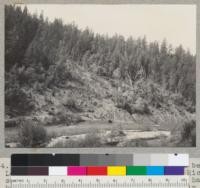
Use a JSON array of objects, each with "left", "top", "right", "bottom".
[{"left": 18, "top": 120, "right": 47, "bottom": 147}]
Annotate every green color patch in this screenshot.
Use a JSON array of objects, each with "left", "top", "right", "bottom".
[{"left": 126, "top": 166, "right": 147, "bottom": 175}]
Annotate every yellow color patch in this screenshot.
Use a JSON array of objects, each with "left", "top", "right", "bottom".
[{"left": 107, "top": 166, "right": 126, "bottom": 176}]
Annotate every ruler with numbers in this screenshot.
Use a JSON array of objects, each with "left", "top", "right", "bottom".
[{"left": 9, "top": 176, "right": 189, "bottom": 188}]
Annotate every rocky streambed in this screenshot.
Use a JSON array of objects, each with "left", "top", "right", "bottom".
[
  {"left": 47, "top": 129, "right": 171, "bottom": 147},
  {"left": 5, "top": 119, "right": 172, "bottom": 148}
]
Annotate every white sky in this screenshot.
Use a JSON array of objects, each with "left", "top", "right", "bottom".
[{"left": 21, "top": 4, "right": 196, "bottom": 54}]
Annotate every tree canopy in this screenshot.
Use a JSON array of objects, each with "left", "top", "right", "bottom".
[{"left": 5, "top": 5, "right": 196, "bottom": 116}]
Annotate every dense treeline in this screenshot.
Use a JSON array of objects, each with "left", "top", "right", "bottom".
[{"left": 5, "top": 5, "right": 196, "bottom": 117}]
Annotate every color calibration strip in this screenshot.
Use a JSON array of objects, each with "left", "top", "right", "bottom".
[
  {"left": 11, "top": 154, "right": 189, "bottom": 166},
  {"left": 11, "top": 166, "right": 185, "bottom": 176}
]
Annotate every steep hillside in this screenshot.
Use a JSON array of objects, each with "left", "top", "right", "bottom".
[
  {"left": 6, "top": 61, "right": 195, "bottom": 147},
  {"left": 7, "top": 61, "right": 193, "bottom": 126}
]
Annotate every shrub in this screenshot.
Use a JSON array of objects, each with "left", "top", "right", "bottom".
[
  {"left": 124, "top": 103, "right": 133, "bottom": 114},
  {"left": 79, "top": 133, "right": 102, "bottom": 147},
  {"left": 52, "top": 112, "right": 84, "bottom": 126},
  {"left": 18, "top": 120, "right": 47, "bottom": 147},
  {"left": 122, "top": 102, "right": 151, "bottom": 115},
  {"left": 64, "top": 98, "right": 82, "bottom": 112},
  {"left": 116, "top": 97, "right": 151, "bottom": 115},
  {"left": 5, "top": 87, "right": 35, "bottom": 116},
  {"left": 140, "top": 103, "right": 151, "bottom": 114},
  {"left": 54, "top": 112, "right": 71, "bottom": 125},
  {"left": 97, "top": 67, "right": 107, "bottom": 77},
  {"left": 171, "top": 93, "right": 184, "bottom": 106},
  {"left": 133, "top": 98, "right": 151, "bottom": 115},
  {"left": 185, "top": 102, "right": 196, "bottom": 113},
  {"left": 53, "top": 61, "right": 84, "bottom": 86},
  {"left": 172, "top": 119, "right": 196, "bottom": 147},
  {"left": 116, "top": 97, "right": 133, "bottom": 115},
  {"left": 180, "top": 120, "right": 196, "bottom": 146}
]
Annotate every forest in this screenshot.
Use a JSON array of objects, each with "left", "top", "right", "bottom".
[{"left": 5, "top": 5, "right": 196, "bottom": 148}]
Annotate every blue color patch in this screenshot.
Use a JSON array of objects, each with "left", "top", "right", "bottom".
[{"left": 146, "top": 166, "right": 164, "bottom": 175}]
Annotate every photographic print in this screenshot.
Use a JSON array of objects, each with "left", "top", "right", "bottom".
[{"left": 5, "top": 4, "right": 196, "bottom": 148}]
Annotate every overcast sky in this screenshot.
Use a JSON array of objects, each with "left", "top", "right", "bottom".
[{"left": 21, "top": 4, "right": 196, "bottom": 54}]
